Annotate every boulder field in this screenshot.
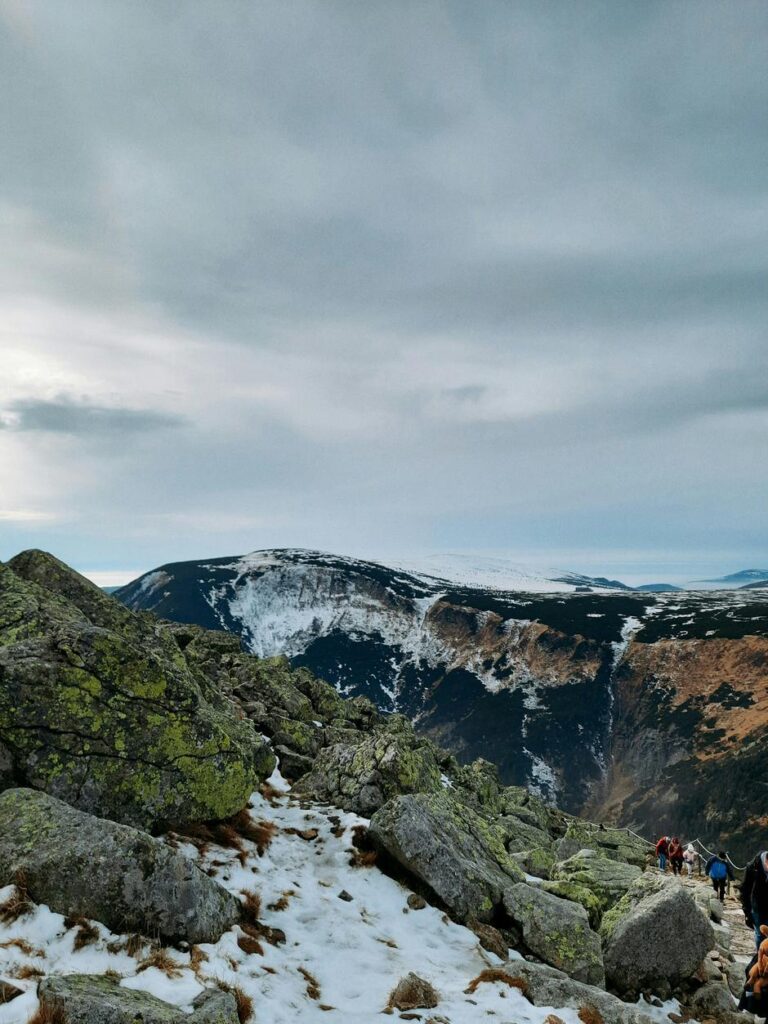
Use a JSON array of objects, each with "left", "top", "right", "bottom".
[{"left": 0, "top": 550, "right": 747, "bottom": 1023}]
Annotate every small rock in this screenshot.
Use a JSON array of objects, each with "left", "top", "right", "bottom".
[
  {"left": 469, "top": 921, "right": 508, "bottom": 960},
  {"left": 387, "top": 973, "right": 439, "bottom": 1011},
  {"left": 407, "top": 894, "right": 427, "bottom": 910},
  {"left": 686, "top": 980, "right": 736, "bottom": 1018},
  {"left": 338, "top": 890, "right": 353, "bottom": 902}
]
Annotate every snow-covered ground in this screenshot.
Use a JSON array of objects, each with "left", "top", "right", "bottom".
[{"left": 0, "top": 771, "right": 692, "bottom": 1024}]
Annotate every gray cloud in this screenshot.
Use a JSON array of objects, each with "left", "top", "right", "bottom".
[
  {"left": 1, "top": 397, "right": 185, "bottom": 435},
  {"left": 0, "top": 0, "right": 767, "bottom": 578}
]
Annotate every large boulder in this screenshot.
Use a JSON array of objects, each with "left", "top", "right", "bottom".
[
  {"left": 369, "top": 790, "right": 523, "bottom": 923},
  {"left": 0, "top": 788, "right": 240, "bottom": 943},
  {"left": 39, "top": 975, "right": 238, "bottom": 1024},
  {"left": 0, "top": 553, "right": 273, "bottom": 830},
  {"left": 502, "top": 882, "right": 605, "bottom": 986},
  {"left": 600, "top": 875, "right": 714, "bottom": 994},
  {"left": 554, "top": 820, "right": 648, "bottom": 867},
  {"left": 477, "top": 960, "right": 655, "bottom": 1024},
  {"left": 293, "top": 716, "right": 442, "bottom": 815},
  {"left": 550, "top": 848, "right": 642, "bottom": 921}
]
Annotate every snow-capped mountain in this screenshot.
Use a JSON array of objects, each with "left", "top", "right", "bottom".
[{"left": 117, "top": 548, "right": 768, "bottom": 833}]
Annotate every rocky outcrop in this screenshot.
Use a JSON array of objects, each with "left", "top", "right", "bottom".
[
  {"left": 292, "top": 716, "right": 443, "bottom": 815},
  {"left": 39, "top": 976, "right": 238, "bottom": 1024},
  {"left": 502, "top": 882, "right": 605, "bottom": 986},
  {"left": 480, "top": 960, "right": 655, "bottom": 1024},
  {"left": 0, "top": 552, "right": 273, "bottom": 830},
  {"left": 0, "top": 788, "right": 240, "bottom": 943},
  {"left": 369, "top": 791, "right": 524, "bottom": 923},
  {"left": 600, "top": 875, "right": 714, "bottom": 995},
  {"left": 549, "top": 849, "right": 642, "bottom": 923},
  {"left": 554, "top": 820, "right": 648, "bottom": 867}
]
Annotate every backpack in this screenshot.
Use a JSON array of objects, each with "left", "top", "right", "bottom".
[{"left": 711, "top": 858, "right": 728, "bottom": 880}]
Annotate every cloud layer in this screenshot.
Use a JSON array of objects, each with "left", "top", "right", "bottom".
[{"left": 1, "top": 1, "right": 767, "bottom": 579}]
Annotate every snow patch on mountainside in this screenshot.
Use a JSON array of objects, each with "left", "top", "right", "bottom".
[{"left": 395, "top": 552, "right": 626, "bottom": 593}]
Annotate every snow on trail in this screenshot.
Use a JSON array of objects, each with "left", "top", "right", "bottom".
[{"left": 0, "top": 773, "right": 692, "bottom": 1023}]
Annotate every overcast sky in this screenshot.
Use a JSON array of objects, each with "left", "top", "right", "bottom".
[{"left": 1, "top": 1, "right": 767, "bottom": 584}]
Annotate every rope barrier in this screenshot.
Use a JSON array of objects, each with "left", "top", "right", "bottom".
[{"left": 611, "top": 826, "right": 749, "bottom": 872}]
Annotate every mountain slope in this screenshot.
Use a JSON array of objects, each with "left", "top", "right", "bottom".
[{"left": 117, "top": 549, "right": 768, "bottom": 857}]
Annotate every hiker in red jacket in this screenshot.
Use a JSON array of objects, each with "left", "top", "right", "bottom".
[
  {"left": 656, "top": 835, "right": 669, "bottom": 872},
  {"left": 669, "top": 836, "right": 684, "bottom": 876}
]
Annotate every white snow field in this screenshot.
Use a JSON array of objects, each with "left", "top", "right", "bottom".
[{"left": 0, "top": 771, "right": 690, "bottom": 1024}]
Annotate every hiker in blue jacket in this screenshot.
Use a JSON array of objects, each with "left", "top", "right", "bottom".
[{"left": 706, "top": 850, "right": 734, "bottom": 902}]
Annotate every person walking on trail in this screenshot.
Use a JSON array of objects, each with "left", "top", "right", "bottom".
[
  {"left": 740, "top": 851, "right": 768, "bottom": 949},
  {"left": 669, "top": 836, "right": 684, "bottom": 876},
  {"left": 656, "top": 835, "right": 669, "bottom": 872},
  {"left": 706, "top": 849, "right": 733, "bottom": 902},
  {"left": 683, "top": 843, "right": 697, "bottom": 877}
]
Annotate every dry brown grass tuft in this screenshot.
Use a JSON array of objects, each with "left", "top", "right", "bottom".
[
  {"left": 239, "top": 890, "right": 261, "bottom": 925},
  {"left": 64, "top": 915, "right": 100, "bottom": 951},
  {"left": 0, "top": 938, "right": 42, "bottom": 957},
  {"left": 12, "top": 965, "right": 43, "bottom": 981},
  {"left": 237, "top": 933, "right": 263, "bottom": 956},
  {"left": 349, "top": 848, "right": 378, "bottom": 868},
  {"left": 298, "top": 966, "right": 321, "bottom": 1000},
  {"left": 578, "top": 1007, "right": 605, "bottom": 1024},
  {"left": 125, "top": 933, "right": 147, "bottom": 958},
  {"left": 27, "top": 1002, "right": 67, "bottom": 1024},
  {"left": 260, "top": 782, "right": 282, "bottom": 804},
  {"left": 464, "top": 969, "right": 530, "bottom": 998},
  {"left": 0, "top": 874, "right": 34, "bottom": 924},
  {"left": 233, "top": 986, "right": 253, "bottom": 1023},
  {"left": 104, "top": 969, "right": 123, "bottom": 982},
  {"left": 544, "top": 1016, "right": 567, "bottom": 1024},
  {"left": 214, "top": 980, "right": 253, "bottom": 1024},
  {"left": 138, "top": 949, "right": 183, "bottom": 978},
  {"left": 190, "top": 946, "right": 209, "bottom": 973},
  {"left": 267, "top": 891, "right": 294, "bottom": 912}
]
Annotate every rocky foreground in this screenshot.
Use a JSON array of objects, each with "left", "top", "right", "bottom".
[{"left": 0, "top": 551, "right": 759, "bottom": 1023}]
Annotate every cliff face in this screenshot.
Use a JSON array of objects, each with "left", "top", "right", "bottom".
[
  {"left": 117, "top": 550, "right": 768, "bottom": 858},
  {"left": 592, "top": 634, "right": 768, "bottom": 859}
]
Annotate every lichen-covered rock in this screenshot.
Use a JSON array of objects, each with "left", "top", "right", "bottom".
[
  {"left": 554, "top": 820, "right": 648, "bottom": 867},
  {"left": 39, "top": 975, "right": 238, "bottom": 1024},
  {"left": 0, "top": 788, "right": 240, "bottom": 943},
  {"left": 502, "top": 882, "right": 605, "bottom": 986},
  {"left": 369, "top": 790, "right": 523, "bottom": 923},
  {"left": 479, "top": 960, "right": 655, "bottom": 1024},
  {"left": 0, "top": 554, "right": 273, "bottom": 829},
  {"left": 293, "top": 716, "right": 442, "bottom": 815},
  {"left": 600, "top": 875, "right": 714, "bottom": 994},
  {"left": 512, "top": 846, "right": 556, "bottom": 880},
  {"left": 550, "top": 849, "right": 642, "bottom": 921},
  {"left": 540, "top": 880, "right": 604, "bottom": 929}
]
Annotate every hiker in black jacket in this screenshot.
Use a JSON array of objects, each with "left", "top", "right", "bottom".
[{"left": 740, "top": 851, "right": 768, "bottom": 948}]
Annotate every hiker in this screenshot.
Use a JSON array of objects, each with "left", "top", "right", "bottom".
[
  {"left": 741, "top": 851, "right": 768, "bottom": 949},
  {"left": 656, "top": 835, "right": 669, "bottom": 872},
  {"left": 669, "top": 836, "right": 684, "bottom": 875},
  {"left": 706, "top": 849, "right": 734, "bottom": 902},
  {"left": 683, "top": 843, "right": 697, "bottom": 877}
]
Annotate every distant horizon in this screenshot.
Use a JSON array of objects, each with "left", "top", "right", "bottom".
[{"left": 6, "top": 543, "right": 762, "bottom": 590}]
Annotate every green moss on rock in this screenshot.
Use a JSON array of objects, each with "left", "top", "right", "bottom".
[{"left": 0, "top": 554, "right": 274, "bottom": 830}]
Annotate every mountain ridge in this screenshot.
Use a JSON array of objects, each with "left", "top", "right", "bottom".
[{"left": 116, "top": 548, "right": 768, "bottom": 859}]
